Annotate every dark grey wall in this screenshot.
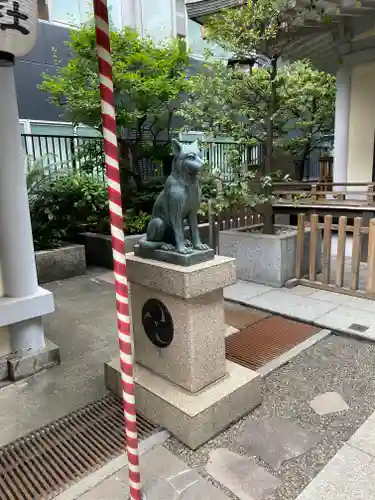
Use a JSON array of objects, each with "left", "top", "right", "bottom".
[
  {"left": 15, "top": 21, "right": 71, "bottom": 121},
  {"left": 15, "top": 21, "right": 205, "bottom": 126}
]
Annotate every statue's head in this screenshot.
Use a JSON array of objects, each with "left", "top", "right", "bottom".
[{"left": 171, "top": 139, "right": 204, "bottom": 182}]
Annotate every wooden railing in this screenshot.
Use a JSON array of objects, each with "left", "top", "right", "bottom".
[
  {"left": 295, "top": 213, "right": 375, "bottom": 298},
  {"left": 207, "top": 205, "right": 262, "bottom": 253},
  {"left": 274, "top": 182, "right": 375, "bottom": 205}
]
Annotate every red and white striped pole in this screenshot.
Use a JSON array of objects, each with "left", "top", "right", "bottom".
[{"left": 93, "top": 1, "right": 142, "bottom": 499}]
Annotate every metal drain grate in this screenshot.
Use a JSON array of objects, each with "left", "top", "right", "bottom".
[
  {"left": 0, "top": 393, "right": 158, "bottom": 500},
  {"left": 226, "top": 315, "right": 321, "bottom": 370}
]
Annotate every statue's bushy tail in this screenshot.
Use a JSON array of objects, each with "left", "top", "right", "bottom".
[{"left": 138, "top": 236, "right": 164, "bottom": 250}]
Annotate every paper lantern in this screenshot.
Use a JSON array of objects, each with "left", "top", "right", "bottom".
[{"left": 0, "top": 0, "right": 37, "bottom": 58}]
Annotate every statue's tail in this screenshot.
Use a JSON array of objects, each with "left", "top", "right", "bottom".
[{"left": 138, "top": 236, "right": 164, "bottom": 250}]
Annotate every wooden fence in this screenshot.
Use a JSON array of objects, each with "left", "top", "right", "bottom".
[
  {"left": 295, "top": 213, "right": 375, "bottom": 298},
  {"left": 207, "top": 205, "right": 262, "bottom": 253},
  {"left": 274, "top": 182, "right": 375, "bottom": 206}
]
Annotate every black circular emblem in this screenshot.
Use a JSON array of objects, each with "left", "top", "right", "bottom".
[{"left": 142, "top": 299, "right": 174, "bottom": 348}]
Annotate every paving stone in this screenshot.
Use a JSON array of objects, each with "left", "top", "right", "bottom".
[
  {"left": 224, "top": 281, "right": 272, "bottom": 302},
  {"left": 178, "top": 477, "right": 230, "bottom": 499},
  {"left": 309, "top": 289, "right": 375, "bottom": 313},
  {"left": 95, "top": 272, "right": 115, "bottom": 285},
  {"left": 236, "top": 417, "right": 321, "bottom": 470},
  {"left": 316, "top": 306, "right": 375, "bottom": 340},
  {"left": 287, "top": 286, "right": 317, "bottom": 297},
  {"left": 248, "top": 290, "right": 336, "bottom": 322},
  {"left": 349, "top": 411, "right": 375, "bottom": 457},
  {"left": 142, "top": 478, "right": 178, "bottom": 500},
  {"left": 296, "top": 444, "right": 375, "bottom": 500},
  {"left": 168, "top": 469, "right": 200, "bottom": 493},
  {"left": 78, "top": 473, "right": 128, "bottom": 500},
  {"left": 309, "top": 392, "right": 349, "bottom": 416},
  {"left": 166, "top": 334, "right": 375, "bottom": 500},
  {"left": 206, "top": 448, "right": 281, "bottom": 500}
]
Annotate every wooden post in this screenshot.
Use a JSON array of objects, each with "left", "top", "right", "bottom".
[
  {"left": 336, "top": 192, "right": 345, "bottom": 201},
  {"left": 322, "top": 215, "right": 332, "bottom": 285},
  {"left": 351, "top": 217, "right": 362, "bottom": 291},
  {"left": 309, "top": 214, "right": 318, "bottom": 281},
  {"left": 367, "top": 185, "right": 375, "bottom": 205},
  {"left": 366, "top": 218, "right": 375, "bottom": 293},
  {"left": 311, "top": 185, "right": 318, "bottom": 201},
  {"left": 295, "top": 213, "right": 305, "bottom": 279},
  {"left": 336, "top": 216, "right": 347, "bottom": 288},
  {"left": 208, "top": 201, "right": 214, "bottom": 251}
]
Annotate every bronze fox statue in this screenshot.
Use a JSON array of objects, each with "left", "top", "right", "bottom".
[{"left": 139, "top": 139, "right": 209, "bottom": 255}]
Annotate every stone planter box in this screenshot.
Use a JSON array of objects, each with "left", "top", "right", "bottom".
[
  {"left": 219, "top": 224, "right": 322, "bottom": 287},
  {"left": 78, "top": 223, "right": 211, "bottom": 269},
  {"left": 35, "top": 244, "right": 86, "bottom": 284}
]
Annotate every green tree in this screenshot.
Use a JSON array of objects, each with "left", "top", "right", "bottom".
[
  {"left": 39, "top": 22, "right": 190, "bottom": 186},
  {"left": 180, "top": 58, "right": 335, "bottom": 179},
  {"left": 179, "top": 55, "right": 334, "bottom": 233},
  {"left": 203, "top": 0, "right": 333, "bottom": 174}
]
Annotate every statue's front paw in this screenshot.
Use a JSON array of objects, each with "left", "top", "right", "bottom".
[
  {"left": 177, "top": 246, "right": 193, "bottom": 255},
  {"left": 185, "top": 239, "right": 193, "bottom": 247},
  {"left": 194, "top": 243, "right": 210, "bottom": 251},
  {"left": 161, "top": 243, "right": 174, "bottom": 251}
]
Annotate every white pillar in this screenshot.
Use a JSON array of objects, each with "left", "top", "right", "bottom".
[
  {"left": 0, "top": 58, "right": 45, "bottom": 354},
  {"left": 333, "top": 66, "right": 351, "bottom": 186}
]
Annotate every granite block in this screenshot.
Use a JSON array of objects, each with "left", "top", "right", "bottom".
[
  {"left": 219, "top": 225, "right": 322, "bottom": 287},
  {"left": 236, "top": 416, "right": 320, "bottom": 470},
  {"left": 105, "top": 359, "right": 262, "bottom": 450},
  {"left": 206, "top": 449, "right": 282, "bottom": 500},
  {"left": 126, "top": 253, "right": 236, "bottom": 299},
  {"left": 8, "top": 339, "right": 60, "bottom": 381},
  {"left": 295, "top": 444, "right": 375, "bottom": 500},
  {"left": 248, "top": 289, "right": 335, "bottom": 322},
  {"left": 35, "top": 245, "right": 86, "bottom": 284},
  {"left": 349, "top": 411, "right": 375, "bottom": 457},
  {"left": 129, "top": 283, "right": 226, "bottom": 393}
]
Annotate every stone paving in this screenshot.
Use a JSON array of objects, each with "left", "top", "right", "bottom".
[
  {"left": 59, "top": 332, "right": 375, "bottom": 500},
  {"left": 225, "top": 280, "right": 375, "bottom": 342},
  {"left": 57, "top": 444, "right": 230, "bottom": 500},
  {"left": 3, "top": 270, "right": 375, "bottom": 499},
  {"left": 165, "top": 334, "right": 375, "bottom": 500},
  {"left": 0, "top": 268, "right": 119, "bottom": 447}
]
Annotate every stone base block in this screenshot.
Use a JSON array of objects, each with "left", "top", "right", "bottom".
[
  {"left": 35, "top": 244, "right": 86, "bottom": 284},
  {"left": 8, "top": 339, "right": 60, "bottom": 381},
  {"left": 130, "top": 283, "right": 226, "bottom": 393},
  {"left": 126, "top": 253, "right": 236, "bottom": 300},
  {"left": 105, "top": 358, "right": 261, "bottom": 450},
  {"left": 0, "top": 356, "right": 8, "bottom": 381},
  {"left": 134, "top": 244, "right": 214, "bottom": 266},
  {"left": 219, "top": 224, "right": 322, "bottom": 287}
]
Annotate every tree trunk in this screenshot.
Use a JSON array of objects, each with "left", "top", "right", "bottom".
[
  {"left": 265, "top": 56, "right": 278, "bottom": 176},
  {"left": 256, "top": 202, "right": 275, "bottom": 235},
  {"left": 297, "top": 138, "right": 312, "bottom": 181}
]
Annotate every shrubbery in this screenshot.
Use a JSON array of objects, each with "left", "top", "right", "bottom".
[{"left": 29, "top": 170, "right": 157, "bottom": 251}]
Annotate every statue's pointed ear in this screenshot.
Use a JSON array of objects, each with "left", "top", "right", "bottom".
[{"left": 172, "top": 139, "right": 182, "bottom": 156}]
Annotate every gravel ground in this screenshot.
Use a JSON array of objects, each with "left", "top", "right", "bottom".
[{"left": 166, "top": 333, "right": 375, "bottom": 500}]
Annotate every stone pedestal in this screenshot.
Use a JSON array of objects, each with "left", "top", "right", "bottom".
[{"left": 105, "top": 253, "right": 262, "bottom": 449}]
